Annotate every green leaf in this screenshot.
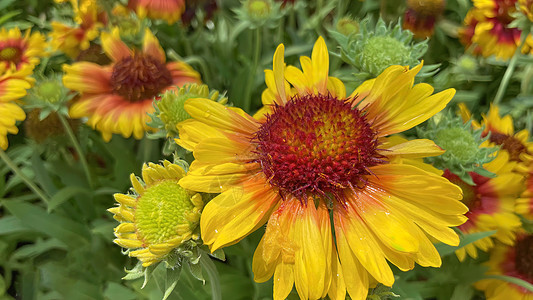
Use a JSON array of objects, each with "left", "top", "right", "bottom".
[
  {"left": 47, "top": 186, "right": 91, "bottom": 212},
  {"left": 0, "top": 216, "right": 33, "bottom": 235},
  {"left": 199, "top": 254, "right": 222, "bottom": 300},
  {"left": 11, "top": 238, "right": 67, "bottom": 260},
  {"left": 187, "top": 260, "right": 204, "bottom": 283},
  {"left": 163, "top": 267, "right": 182, "bottom": 300},
  {"left": 435, "top": 230, "right": 497, "bottom": 256},
  {"left": 209, "top": 248, "right": 226, "bottom": 261},
  {"left": 104, "top": 282, "right": 138, "bottom": 300},
  {"left": 450, "top": 284, "right": 475, "bottom": 300},
  {"left": 3, "top": 201, "right": 90, "bottom": 249}
]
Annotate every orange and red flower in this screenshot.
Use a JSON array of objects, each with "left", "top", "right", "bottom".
[
  {"left": 50, "top": 0, "right": 106, "bottom": 58},
  {"left": 444, "top": 151, "right": 523, "bottom": 261},
  {"left": 0, "top": 27, "right": 46, "bottom": 79},
  {"left": 128, "top": 0, "right": 185, "bottom": 24},
  {"left": 177, "top": 37, "right": 467, "bottom": 300},
  {"left": 476, "top": 233, "right": 533, "bottom": 299},
  {"left": 403, "top": 0, "right": 446, "bottom": 38},
  {"left": 63, "top": 28, "right": 201, "bottom": 141},
  {"left": 459, "top": 0, "right": 533, "bottom": 59}
]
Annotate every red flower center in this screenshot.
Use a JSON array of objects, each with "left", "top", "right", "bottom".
[
  {"left": 489, "top": 132, "right": 527, "bottom": 162},
  {"left": 0, "top": 46, "right": 22, "bottom": 64},
  {"left": 110, "top": 53, "right": 172, "bottom": 102},
  {"left": 254, "top": 94, "right": 382, "bottom": 200},
  {"left": 514, "top": 234, "right": 533, "bottom": 282}
]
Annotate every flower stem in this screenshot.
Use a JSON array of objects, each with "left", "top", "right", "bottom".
[
  {"left": 242, "top": 28, "right": 262, "bottom": 113},
  {"left": 58, "top": 114, "right": 93, "bottom": 188},
  {"left": 0, "top": 148, "right": 50, "bottom": 203},
  {"left": 493, "top": 31, "right": 528, "bottom": 105}
]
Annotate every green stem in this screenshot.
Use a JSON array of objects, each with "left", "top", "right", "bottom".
[
  {"left": 336, "top": 0, "right": 346, "bottom": 20},
  {"left": 178, "top": 25, "right": 193, "bottom": 57},
  {"left": 58, "top": 114, "right": 93, "bottom": 188},
  {"left": 199, "top": 254, "right": 222, "bottom": 300},
  {"left": 242, "top": 28, "right": 262, "bottom": 113},
  {"left": 493, "top": 31, "right": 528, "bottom": 105},
  {"left": 0, "top": 148, "right": 50, "bottom": 203},
  {"left": 317, "top": 0, "right": 323, "bottom": 13},
  {"left": 484, "top": 275, "right": 533, "bottom": 292}
]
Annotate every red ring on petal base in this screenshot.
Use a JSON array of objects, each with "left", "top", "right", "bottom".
[{"left": 254, "top": 94, "right": 382, "bottom": 200}]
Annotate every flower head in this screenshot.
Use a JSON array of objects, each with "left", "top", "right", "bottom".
[
  {"left": 475, "top": 233, "right": 533, "bottom": 299},
  {"left": 443, "top": 151, "right": 523, "bottom": 261},
  {"left": 0, "top": 27, "right": 46, "bottom": 78},
  {"left": 50, "top": 0, "right": 106, "bottom": 58},
  {"left": 403, "top": 0, "right": 446, "bottom": 38},
  {"left": 0, "top": 101, "right": 25, "bottom": 150},
  {"left": 459, "top": 0, "right": 533, "bottom": 60},
  {"left": 177, "top": 37, "right": 467, "bottom": 300},
  {"left": 63, "top": 28, "right": 201, "bottom": 141},
  {"left": 459, "top": 104, "right": 533, "bottom": 174},
  {"left": 128, "top": 0, "right": 185, "bottom": 24},
  {"left": 108, "top": 160, "right": 204, "bottom": 267}
]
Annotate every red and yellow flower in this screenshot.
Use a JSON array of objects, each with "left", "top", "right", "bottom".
[
  {"left": 0, "top": 27, "right": 46, "bottom": 79},
  {"left": 63, "top": 28, "right": 201, "bottom": 141},
  {"left": 459, "top": 0, "right": 533, "bottom": 59},
  {"left": 128, "top": 0, "right": 185, "bottom": 24},
  {"left": 403, "top": 0, "right": 446, "bottom": 39},
  {"left": 444, "top": 151, "right": 523, "bottom": 261},
  {"left": 50, "top": 0, "right": 106, "bottom": 58},
  {"left": 520, "top": 0, "right": 533, "bottom": 21},
  {"left": 475, "top": 233, "right": 533, "bottom": 299},
  {"left": 177, "top": 37, "right": 467, "bottom": 300}
]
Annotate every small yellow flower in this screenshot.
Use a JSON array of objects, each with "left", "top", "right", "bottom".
[{"left": 108, "top": 160, "right": 204, "bottom": 267}]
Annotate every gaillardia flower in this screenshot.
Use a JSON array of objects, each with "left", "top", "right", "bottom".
[
  {"left": 0, "top": 27, "right": 46, "bottom": 78},
  {"left": 520, "top": 0, "right": 533, "bottom": 21},
  {"left": 443, "top": 151, "right": 523, "bottom": 261},
  {"left": 0, "top": 101, "right": 25, "bottom": 150},
  {"left": 475, "top": 233, "right": 533, "bottom": 299},
  {"left": 177, "top": 37, "right": 467, "bottom": 300},
  {"left": 108, "top": 160, "right": 204, "bottom": 267},
  {"left": 459, "top": 104, "right": 533, "bottom": 174},
  {"left": 128, "top": 0, "right": 185, "bottom": 24},
  {"left": 459, "top": 0, "right": 533, "bottom": 59},
  {"left": 517, "top": 169, "right": 533, "bottom": 220},
  {"left": 50, "top": 0, "right": 105, "bottom": 58},
  {"left": 63, "top": 28, "right": 201, "bottom": 141},
  {"left": 403, "top": 0, "right": 446, "bottom": 39}
]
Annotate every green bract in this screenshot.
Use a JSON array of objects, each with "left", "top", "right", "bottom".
[
  {"left": 418, "top": 114, "right": 498, "bottom": 185},
  {"left": 330, "top": 18, "right": 438, "bottom": 81}
]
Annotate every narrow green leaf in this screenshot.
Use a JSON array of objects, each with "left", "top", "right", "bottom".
[
  {"left": 3, "top": 201, "right": 90, "bottom": 248},
  {"left": 163, "top": 267, "right": 182, "bottom": 300},
  {"left": 0, "top": 0, "right": 16, "bottom": 10},
  {"left": 0, "top": 216, "right": 33, "bottom": 235},
  {"left": 104, "top": 282, "right": 138, "bottom": 300},
  {"left": 435, "top": 230, "right": 497, "bottom": 256},
  {"left": 199, "top": 254, "right": 222, "bottom": 300},
  {"left": 12, "top": 238, "right": 67, "bottom": 260},
  {"left": 47, "top": 186, "right": 91, "bottom": 212}
]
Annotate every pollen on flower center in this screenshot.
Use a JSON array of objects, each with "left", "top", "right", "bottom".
[
  {"left": 489, "top": 132, "right": 527, "bottom": 162},
  {"left": 254, "top": 94, "right": 381, "bottom": 200},
  {"left": 110, "top": 53, "right": 173, "bottom": 102},
  {"left": 514, "top": 235, "right": 533, "bottom": 281},
  {"left": 0, "top": 47, "right": 22, "bottom": 63},
  {"left": 134, "top": 180, "right": 194, "bottom": 245}
]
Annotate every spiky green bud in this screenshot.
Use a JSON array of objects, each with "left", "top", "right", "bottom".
[
  {"left": 234, "top": 0, "right": 282, "bottom": 29},
  {"left": 417, "top": 114, "right": 498, "bottom": 184}
]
